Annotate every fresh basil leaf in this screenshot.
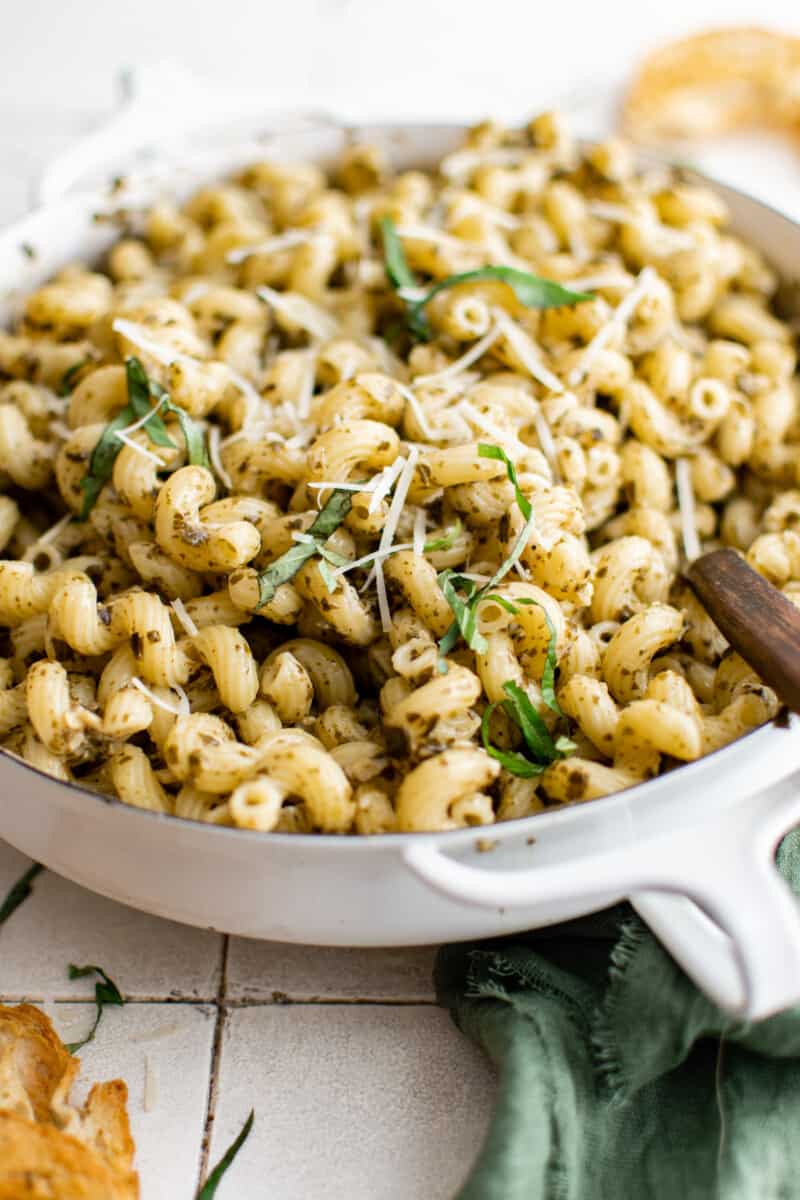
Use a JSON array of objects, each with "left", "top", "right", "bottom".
[
  {"left": 502, "top": 680, "right": 560, "bottom": 762},
  {"left": 195, "top": 1110, "right": 254, "bottom": 1199},
  {"left": 379, "top": 217, "right": 430, "bottom": 340},
  {"left": 380, "top": 216, "right": 419, "bottom": 293},
  {"left": 437, "top": 570, "right": 487, "bottom": 658},
  {"left": 57, "top": 359, "right": 90, "bottom": 397},
  {"left": 0, "top": 862, "right": 43, "bottom": 926},
  {"left": 409, "top": 266, "right": 592, "bottom": 333},
  {"left": 125, "top": 357, "right": 175, "bottom": 448},
  {"left": 65, "top": 963, "right": 124, "bottom": 1053},
  {"left": 477, "top": 443, "right": 532, "bottom": 519},
  {"left": 481, "top": 702, "right": 546, "bottom": 778},
  {"left": 480, "top": 593, "right": 520, "bottom": 616},
  {"left": 78, "top": 403, "right": 137, "bottom": 519},
  {"left": 255, "top": 488, "right": 353, "bottom": 608},
  {"left": 424, "top": 519, "right": 462, "bottom": 553},
  {"left": 380, "top": 216, "right": 592, "bottom": 341},
  {"left": 164, "top": 400, "right": 210, "bottom": 468}
]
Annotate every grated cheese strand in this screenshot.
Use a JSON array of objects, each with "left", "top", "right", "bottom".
[
  {"left": 492, "top": 309, "right": 564, "bottom": 394},
  {"left": 457, "top": 400, "right": 527, "bottom": 455},
  {"left": 171, "top": 598, "right": 199, "bottom": 639},
  {"left": 114, "top": 431, "right": 167, "bottom": 466},
  {"left": 226, "top": 230, "right": 317, "bottom": 264},
  {"left": 112, "top": 319, "right": 197, "bottom": 371},
  {"left": 207, "top": 426, "right": 233, "bottom": 490},
  {"left": 675, "top": 458, "right": 701, "bottom": 563},
  {"left": 332, "top": 542, "right": 416, "bottom": 577},
  {"left": 568, "top": 266, "right": 657, "bottom": 387},
  {"left": 256, "top": 286, "right": 340, "bottom": 342},
  {"left": 368, "top": 457, "right": 405, "bottom": 516},
  {"left": 374, "top": 446, "right": 420, "bottom": 631},
  {"left": 114, "top": 394, "right": 169, "bottom": 440},
  {"left": 130, "top": 677, "right": 190, "bottom": 718},
  {"left": 414, "top": 325, "right": 501, "bottom": 387}
]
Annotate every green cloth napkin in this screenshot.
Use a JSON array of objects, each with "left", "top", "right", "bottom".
[{"left": 434, "top": 831, "right": 800, "bottom": 1200}]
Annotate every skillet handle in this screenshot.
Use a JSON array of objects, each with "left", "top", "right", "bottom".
[{"left": 404, "top": 775, "right": 800, "bottom": 1020}]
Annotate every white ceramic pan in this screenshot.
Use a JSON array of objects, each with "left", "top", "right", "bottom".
[{"left": 2, "top": 118, "right": 800, "bottom": 1021}]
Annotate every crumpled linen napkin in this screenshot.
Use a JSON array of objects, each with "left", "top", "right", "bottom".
[{"left": 435, "top": 831, "right": 800, "bottom": 1200}]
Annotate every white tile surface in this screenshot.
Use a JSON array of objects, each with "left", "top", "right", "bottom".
[
  {"left": 49, "top": 1001, "right": 215, "bottom": 1200},
  {"left": 208, "top": 1005, "right": 495, "bottom": 1200},
  {"left": 0, "top": 840, "right": 223, "bottom": 1000},
  {"left": 226, "top": 940, "right": 437, "bottom": 1002}
]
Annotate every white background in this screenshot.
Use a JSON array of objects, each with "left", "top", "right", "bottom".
[{"left": 0, "top": 0, "right": 798, "bottom": 221}]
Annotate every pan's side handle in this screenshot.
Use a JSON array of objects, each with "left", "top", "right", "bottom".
[{"left": 404, "top": 775, "right": 800, "bottom": 1019}]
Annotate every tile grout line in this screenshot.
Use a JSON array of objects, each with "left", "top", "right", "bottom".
[{"left": 196, "top": 934, "right": 230, "bottom": 1190}]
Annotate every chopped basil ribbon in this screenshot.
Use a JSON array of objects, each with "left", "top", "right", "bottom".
[
  {"left": 380, "top": 215, "right": 592, "bottom": 340},
  {"left": 64, "top": 963, "right": 124, "bottom": 1053},
  {"left": 255, "top": 488, "right": 353, "bottom": 609},
  {"left": 0, "top": 862, "right": 43, "bottom": 926},
  {"left": 78, "top": 357, "right": 209, "bottom": 519},
  {"left": 195, "top": 1110, "right": 255, "bottom": 1199}
]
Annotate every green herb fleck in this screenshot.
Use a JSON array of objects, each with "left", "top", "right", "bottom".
[
  {"left": 255, "top": 488, "right": 353, "bottom": 609},
  {"left": 380, "top": 216, "right": 592, "bottom": 340},
  {"left": 195, "top": 1110, "right": 254, "bottom": 1199},
  {"left": 0, "top": 862, "right": 43, "bottom": 927},
  {"left": 64, "top": 963, "right": 124, "bottom": 1053},
  {"left": 423, "top": 519, "right": 462, "bottom": 553},
  {"left": 58, "top": 359, "right": 90, "bottom": 396}
]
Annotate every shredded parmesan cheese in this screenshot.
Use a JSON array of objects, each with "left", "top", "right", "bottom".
[
  {"left": 394, "top": 224, "right": 483, "bottom": 253},
  {"left": 207, "top": 426, "right": 233, "bottom": 490},
  {"left": 374, "top": 446, "right": 419, "bottom": 631},
  {"left": 396, "top": 383, "right": 436, "bottom": 441},
  {"left": 675, "top": 458, "right": 701, "bottom": 563},
  {"left": 564, "top": 272, "right": 634, "bottom": 292},
  {"left": 111, "top": 319, "right": 197, "bottom": 370},
  {"left": 130, "top": 677, "right": 190, "bottom": 718},
  {"left": 114, "top": 431, "right": 167, "bottom": 466},
  {"left": 332, "top": 542, "right": 415, "bottom": 577},
  {"left": 568, "top": 267, "right": 657, "bottom": 387},
  {"left": 171, "top": 598, "right": 199, "bottom": 639},
  {"left": 368, "top": 457, "right": 405, "bottom": 515},
  {"left": 492, "top": 309, "right": 564, "bottom": 393},
  {"left": 180, "top": 282, "right": 210, "bottom": 305},
  {"left": 226, "top": 230, "right": 318, "bottom": 263},
  {"left": 256, "top": 286, "right": 340, "bottom": 341},
  {"left": 414, "top": 325, "right": 501, "bottom": 387},
  {"left": 457, "top": 400, "right": 527, "bottom": 454},
  {"left": 21, "top": 513, "right": 72, "bottom": 563}
]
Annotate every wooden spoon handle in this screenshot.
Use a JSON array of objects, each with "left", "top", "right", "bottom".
[{"left": 686, "top": 547, "right": 800, "bottom": 711}]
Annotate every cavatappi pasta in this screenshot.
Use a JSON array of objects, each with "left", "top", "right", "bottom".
[{"left": 0, "top": 113, "right": 789, "bottom": 833}]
